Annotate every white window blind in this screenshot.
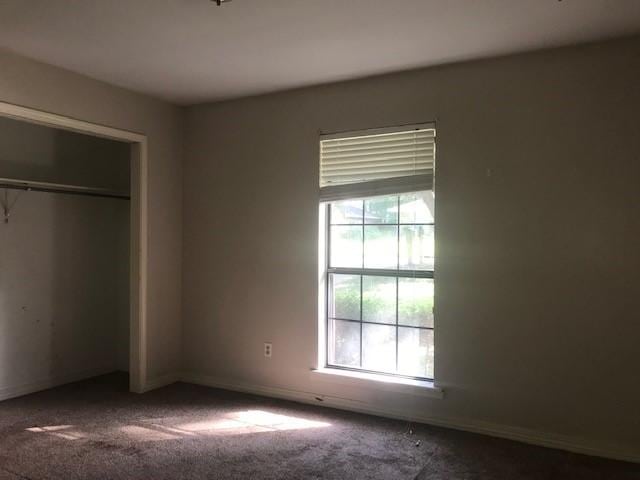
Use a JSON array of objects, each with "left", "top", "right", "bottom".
[{"left": 320, "top": 124, "right": 435, "bottom": 202}]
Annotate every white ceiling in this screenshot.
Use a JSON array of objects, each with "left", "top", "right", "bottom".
[{"left": 1, "top": 1, "right": 639, "bottom": 105}]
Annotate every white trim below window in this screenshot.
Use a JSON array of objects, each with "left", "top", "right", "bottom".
[{"left": 310, "top": 367, "right": 444, "bottom": 399}]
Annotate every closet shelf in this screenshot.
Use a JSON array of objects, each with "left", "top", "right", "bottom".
[{"left": 0, "top": 177, "right": 130, "bottom": 199}]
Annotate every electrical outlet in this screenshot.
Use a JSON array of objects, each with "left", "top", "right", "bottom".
[{"left": 264, "top": 342, "right": 272, "bottom": 358}]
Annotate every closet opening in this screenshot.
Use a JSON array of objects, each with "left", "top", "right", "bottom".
[{"left": 0, "top": 102, "right": 148, "bottom": 396}]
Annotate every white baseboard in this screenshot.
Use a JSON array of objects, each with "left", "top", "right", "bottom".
[
  {"left": 0, "top": 366, "right": 115, "bottom": 402},
  {"left": 180, "top": 372, "right": 640, "bottom": 465},
  {"left": 141, "top": 373, "right": 181, "bottom": 393}
]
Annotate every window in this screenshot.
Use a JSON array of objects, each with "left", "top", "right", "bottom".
[{"left": 319, "top": 125, "right": 436, "bottom": 381}]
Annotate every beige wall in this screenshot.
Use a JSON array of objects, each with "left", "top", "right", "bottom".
[
  {"left": 0, "top": 48, "right": 183, "bottom": 382},
  {"left": 183, "top": 37, "right": 640, "bottom": 455}
]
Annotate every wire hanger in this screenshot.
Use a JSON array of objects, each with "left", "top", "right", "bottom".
[{"left": 0, "top": 188, "right": 24, "bottom": 224}]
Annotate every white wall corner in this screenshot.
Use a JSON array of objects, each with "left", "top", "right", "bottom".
[
  {"left": 0, "top": 367, "right": 115, "bottom": 402},
  {"left": 140, "top": 373, "right": 181, "bottom": 393}
]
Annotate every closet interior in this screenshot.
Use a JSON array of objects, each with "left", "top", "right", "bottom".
[{"left": 0, "top": 116, "right": 131, "bottom": 397}]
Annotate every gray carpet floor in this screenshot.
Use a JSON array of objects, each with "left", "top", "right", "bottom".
[{"left": 0, "top": 373, "right": 637, "bottom": 479}]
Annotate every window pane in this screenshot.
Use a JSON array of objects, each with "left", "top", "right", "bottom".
[
  {"left": 330, "top": 274, "right": 361, "bottom": 320},
  {"left": 398, "top": 278, "right": 434, "bottom": 328},
  {"left": 330, "top": 226, "right": 362, "bottom": 268},
  {"left": 400, "top": 192, "right": 434, "bottom": 224},
  {"left": 399, "top": 225, "right": 434, "bottom": 271},
  {"left": 364, "top": 226, "right": 397, "bottom": 269},
  {"left": 330, "top": 320, "right": 360, "bottom": 367},
  {"left": 362, "top": 324, "right": 396, "bottom": 373},
  {"left": 331, "top": 199, "right": 363, "bottom": 224},
  {"left": 324, "top": 190, "right": 435, "bottom": 381},
  {"left": 398, "top": 328, "right": 434, "bottom": 378},
  {"left": 362, "top": 276, "right": 396, "bottom": 324},
  {"left": 364, "top": 196, "right": 398, "bottom": 224}
]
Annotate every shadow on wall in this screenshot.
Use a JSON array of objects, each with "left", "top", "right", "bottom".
[{"left": 48, "top": 128, "right": 131, "bottom": 380}]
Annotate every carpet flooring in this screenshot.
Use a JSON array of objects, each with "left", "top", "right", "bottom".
[{"left": 0, "top": 373, "right": 637, "bottom": 479}]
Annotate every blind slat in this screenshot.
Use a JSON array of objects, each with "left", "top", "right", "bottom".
[
  {"left": 322, "top": 146, "right": 434, "bottom": 162},
  {"left": 320, "top": 126, "right": 435, "bottom": 192},
  {"left": 323, "top": 159, "right": 433, "bottom": 172},
  {"left": 322, "top": 131, "right": 434, "bottom": 148},
  {"left": 322, "top": 155, "right": 433, "bottom": 170},
  {"left": 323, "top": 165, "right": 434, "bottom": 177},
  {"left": 325, "top": 170, "right": 433, "bottom": 184},
  {"left": 322, "top": 138, "right": 433, "bottom": 152},
  {"left": 319, "top": 174, "right": 433, "bottom": 202}
]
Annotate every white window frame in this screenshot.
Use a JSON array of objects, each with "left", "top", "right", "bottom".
[
  {"left": 321, "top": 194, "right": 434, "bottom": 379},
  {"left": 316, "top": 123, "right": 439, "bottom": 392}
]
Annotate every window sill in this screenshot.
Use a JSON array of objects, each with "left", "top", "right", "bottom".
[{"left": 310, "top": 368, "right": 444, "bottom": 399}]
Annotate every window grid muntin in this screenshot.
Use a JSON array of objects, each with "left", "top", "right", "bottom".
[
  {"left": 331, "top": 316, "right": 434, "bottom": 331},
  {"left": 326, "top": 194, "right": 434, "bottom": 381}
]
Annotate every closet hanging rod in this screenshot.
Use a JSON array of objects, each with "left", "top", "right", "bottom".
[{"left": 0, "top": 177, "right": 130, "bottom": 200}]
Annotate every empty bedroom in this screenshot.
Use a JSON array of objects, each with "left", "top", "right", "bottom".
[{"left": 0, "top": 1, "right": 638, "bottom": 479}]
